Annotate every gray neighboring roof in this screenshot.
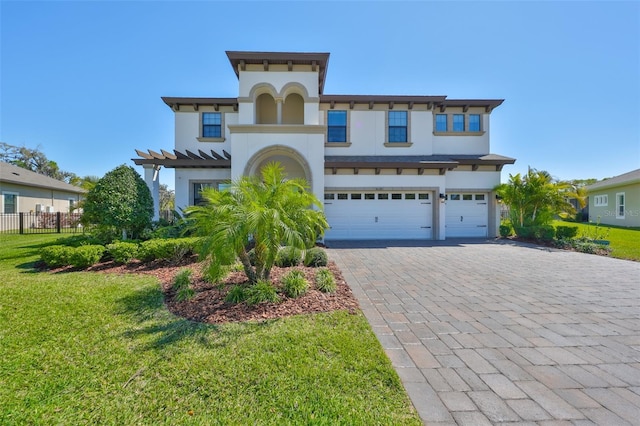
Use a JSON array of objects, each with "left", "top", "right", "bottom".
[
  {"left": 586, "top": 169, "right": 640, "bottom": 191},
  {"left": 0, "top": 162, "right": 85, "bottom": 193}
]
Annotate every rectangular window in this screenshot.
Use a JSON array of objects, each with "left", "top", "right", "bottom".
[
  {"left": 337, "top": 193, "right": 348, "bottom": 200},
  {"left": 388, "top": 111, "right": 407, "bottom": 142},
  {"left": 594, "top": 195, "right": 608, "bottom": 207},
  {"left": 453, "top": 114, "right": 465, "bottom": 132},
  {"left": 324, "top": 193, "right": 335, "bottom": 200},
  {"left": 469, "top": 114, "right": 481, "bottom": 132},
  {"left": 3, "top": 193, "right": 17, "bottom": 214},
  {"left": 377, "top": 193, "right": 389, "bottom": 200},
  {"left": 350, "top": 193, "right": 361, "bottom": 200},
  {"left": 364, "top": 193, "right": 375, "bottom": 200},
  {"left": 405, "top": 193, "right": 416, "bottom": 200},
  {"left": 391, "top": 193, "right": 402, "bottom": 200},
  {"left": 202, "top": 112, "right": 222, "bottom": 138},
  {"left": 327, "top": 110, "right": 347, "bottom": 142},
  {"left": 435, "top": 114, "right": 448, "bottom": 132},
  {"left": 475, "top": 194, "right": 485, "bottom": 201},
  {"left": 450, "top": 194, "right": 461, "bottom": 201},
  {"left": 462, "top": 194, "right": 473, "bottom": 201},
  {"left": 418, "top": 193, "right": 429, "bottom": 200},
  {"left": 193, "top": 183, "right": 214, "bottom": 206},
  {"left": 616, "top": 193, "right": 625, "bottom": 218}
]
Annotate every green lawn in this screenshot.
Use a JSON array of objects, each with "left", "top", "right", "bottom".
[
  {"left": 0, "top": 234, "right": 420, "bottom": 425},
  {"left": 553, "top": 220, "right": 640, "bottom": 261}
]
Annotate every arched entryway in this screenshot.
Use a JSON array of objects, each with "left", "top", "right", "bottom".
[{"left": 243, "top": 145, "right": 312, "bottom": 186}]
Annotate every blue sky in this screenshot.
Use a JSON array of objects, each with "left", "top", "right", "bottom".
[{"left": 1, "top": 1, "right": 638, "bottom": 190}]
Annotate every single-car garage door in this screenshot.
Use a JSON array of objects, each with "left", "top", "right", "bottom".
[
  {"left": 445, "top": 193, "right": 489, "bottom": 237},
  {"left": 324, "top": 191, "right": 433, "bottom": 240}
]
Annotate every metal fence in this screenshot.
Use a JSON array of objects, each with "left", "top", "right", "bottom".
[{"left": 0, "top": 212, "right": 84, "bottom": 235}]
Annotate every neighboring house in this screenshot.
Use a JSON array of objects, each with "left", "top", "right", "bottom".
[
  {"left": 0, "top": 162, "right": 85, "bottom": 230},
  {"left": 586, "top": 169, "right": 640, "bottom": 227},
  {"left": 133, "top": 51, "right": 515, "bottom": 240}
]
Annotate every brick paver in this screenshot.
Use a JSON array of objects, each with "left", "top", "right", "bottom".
[{"left": 328, "top": 239, "right": 640, "bottom": 425}]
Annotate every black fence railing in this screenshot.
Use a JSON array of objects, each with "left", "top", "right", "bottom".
[{"left": 0, "top": 212, "right": 84, "bottom": 235}]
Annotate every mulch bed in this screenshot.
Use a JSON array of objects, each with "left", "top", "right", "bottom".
[{"left": 46, "top": 256, "right": 361, "bottom": 324}]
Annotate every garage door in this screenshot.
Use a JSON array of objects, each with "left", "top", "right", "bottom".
[
  {"left": 445, "top": 193, "right": 488, "bottom": 237},
  {"left": 323, "top": 191, "right": 433, "bottom": 240}
]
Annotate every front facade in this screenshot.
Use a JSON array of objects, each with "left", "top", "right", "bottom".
[
  {"left": 134, "top": 51, "right": 515, "bottom": 240},
  {"left": 587, "top": 169, "right": 640, "bottom": 227}
]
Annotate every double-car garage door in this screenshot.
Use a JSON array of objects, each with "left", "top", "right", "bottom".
[
  {"left": 324, "top": 191, "right": 433, "bottom": 240},
  {"left": 324, "top": 191, "right": 489, "bottom": 240}
]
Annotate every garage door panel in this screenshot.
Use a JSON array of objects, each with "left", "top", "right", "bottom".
[
  {"left": 324, "top": 192, "right": 432, "bottom": 240},
  {"left": 445, "top": 193, "right": 489, "bottom": 238}
]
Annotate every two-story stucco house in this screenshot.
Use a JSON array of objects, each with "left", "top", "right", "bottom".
[{"left": 134, "top": 51, "right": 515, "bottom": 240}]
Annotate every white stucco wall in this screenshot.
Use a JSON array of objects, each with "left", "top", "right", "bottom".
[
  {"left": 445, "top": 171, "right": 501, "bottom": 190},
  {"left": 174, "top": 168, "right": 232, "bottom": 211}
]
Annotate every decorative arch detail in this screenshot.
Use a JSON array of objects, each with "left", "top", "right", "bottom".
[
  {"left": 243, "top": 145, "right": 313, "bottom": 187},
  {"left": 279, "top": 82, "right": 310, "bottom": 102}
]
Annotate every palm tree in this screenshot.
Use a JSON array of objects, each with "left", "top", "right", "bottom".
[{"left": 185, "top": 162, "right": 328, "bottom": 284}]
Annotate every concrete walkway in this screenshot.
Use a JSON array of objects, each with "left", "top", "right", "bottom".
[{"left": 328, "top": 239, "right": 640, "bottom": 425}]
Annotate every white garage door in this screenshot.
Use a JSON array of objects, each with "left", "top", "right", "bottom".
[
  {"left": 324, "top": 191, "right": 433, "bottom": 240},
  {"left": 445, "top": 193, "right": 489, "bottom": 237}
]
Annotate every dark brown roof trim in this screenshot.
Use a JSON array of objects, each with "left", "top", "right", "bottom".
[
  {"left": 161, "top": 97, "right": 238, "bottom": 112},
  {"left": 226, "top": 51, "right": 330, "bottom": 94}
]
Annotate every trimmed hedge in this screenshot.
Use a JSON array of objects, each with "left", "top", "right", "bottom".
[
  {"left": 41, "top": 245, "right": 75, "bottom": 268},
  {"left": 69, "top": 245, "right": 105, "bottom": 268},
  {"left": 555, "top": 225, "right": 578, "bottom": 240},
  {"left": 138, "top": 237, "right": 199, "bottom": 262},
  {"left": 106, "top": 241, "right": 139, "bottom": 264},
  {"left": 304, "top": 247, "right": 328, "bottom": 267},
  {"left": 514, "top": 225, "right": 555, "bottom": 241}
]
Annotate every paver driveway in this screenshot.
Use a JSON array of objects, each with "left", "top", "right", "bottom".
[{"left": 328, "top": 240, "right": 640, "bottom": 425}]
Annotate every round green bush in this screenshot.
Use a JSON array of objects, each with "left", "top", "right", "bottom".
[
  {"left": 106, "top": 241, "right": 139, "bottom": 264},
  {"left": 275, "top": 246, "right": 302, "bottom": 267},
  {"left": 69, "top": 245, "right": 105, "bottom": 268},
  {"left": 303, "top": 247, "right": 328, "bottom": 267},
  {"left": 499, "top": 223, "right": 512, "bottom": 238},
  {"left": 41, "top": 245, "right": 75, "bottom": 268}
]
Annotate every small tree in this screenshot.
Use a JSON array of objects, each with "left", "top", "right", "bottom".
[
  {"left": 496, "top": 168, "right": 575, "bottom": 229},
  {"left": 82, "top": 165, "right": 153, "bottom": 240},
  {"left": 186, "top": 162, "right": 328, "bottom": 285}
]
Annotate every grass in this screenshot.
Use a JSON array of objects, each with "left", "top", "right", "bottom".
[
  {"left": 0, "top": 234, "right": 421, "bottom": 425},
  {"left": 553, "top": 219, "right": 640, "bottom": 261}
]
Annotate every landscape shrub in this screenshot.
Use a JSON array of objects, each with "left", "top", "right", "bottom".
[
  {"left": 41, "top": 245, "right": 75, "bottom": 268},
  {"left": 281, "top": 270, "right": 309, "bottom": 298},
  {"left": 555, "top": 225, "right": 578, "bottom": 240},
  {"left": 138, "top": 238, "right": 199, "bottom": 262},
  {"left": 246, "top": 280, "right": 280, "bottom": 305},
  {"left": 499, "top": 223, "right": 512, "bottom": 238},
  {"left": 275, "top": 246, "right": 302, "bottom": 267},
  {"left": 173, "top": 269, "right": 195, "bottom": 301},
  {"left": 303, "top": 247, "right": 328, "bottom": 267},
  {"left": 315, "top": 268, "right": 337, "bottom": 293},
  {"left": 225, "top": 285, "right": 248, "bottom": 304},
  {"left": 106, "top": 241, "right": 139, "bottom": 264},
  {"left": 514, "top": 225, "right": 555, "bottom": 241},
  {"left": 69, "top": 245, "right": 105, "bottom": 269}
]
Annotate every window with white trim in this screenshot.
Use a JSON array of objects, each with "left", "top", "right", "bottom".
[
  {"left": 327, "top": 110, "right": 347, "bottom": 143},
  {"left": 594, "top": 195, "right": 608, "bottom": 207},
  {"left": 3, "top": 192, "right": 18, "bottom": 214},
  {"left": 616, "top": 192, "right": 625, "bottom": 218},
  {"left": 388, "top": 111, "right": 408, "bottom": 142},
  {"left": 198, "top": 112, "right": 225, "bottom": 141}
]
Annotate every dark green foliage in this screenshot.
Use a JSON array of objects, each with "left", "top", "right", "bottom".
[
  {"left": 106, "top": 241, "right": 139, "bottom": 264},
  {"left": 69, "top": 245, "right": 105, "bottom": 268},
  {"left": 82, "top": 165, "right": 153, "bottom": 240},
  {"left": 173, "top": 269, "right": 195, "bottom": 301},
  {"left": 41, "top": 245, "right": 75, "bottom": 268},
  {"left": 225, "top": 285, "right": 248, "bottom": 304},
  {"left": 514, "top": 225, "right": 555, "bottom": 241},
  {"left": 275, "top": 246, "right": 302, "bottom": 267},
  {"left": 281, "top": 270, "right": 309, "bottom": 298},
  {"left": 315, "top": 268, "right": 337, "bottom": 293},
  {"left": 138, "top": 238, "right": 199, "bottom": 262},
  {"left": 555, "top": 225, "right": 578, "bottom": 240},
  {"left": 246, "top": 281, "right": 280, "bottom": 305},
  {"left": 304, "top": 247, "right": 328, "bottom": 267},
  {"left": 499, "top": 223, "right": 512, "bottom": 238}
]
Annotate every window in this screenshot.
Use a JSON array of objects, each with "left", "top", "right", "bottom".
[
  {"left": 3, "top": 192, "right": 18, "bottom": 214},
  {"left": 449, "top": 194, "right": 461, "bottom": 200},
  {"left": 418, "top": 193, "right": 430, "bottom": 200},
  {"left": 453, "top": 114, "right": 465, "bottom": 132},
  {"left": 436, "top": 114, "right": 448, "bottom": 132},
  {"left": 616, "top": 193, "right": 625, "bottom": 218},
  {"left": 594, "top": 195, "right": 608, "bottom": 206},
  {"left": 338, "top": 193, "right": 348, "bottom": 200},
  {"left": 469, "top": 114, "right": 481, "bottom": 132},
  {"left": 193, "top": 183, "right": 215, "bottom": 206},
  {"left": 462, "top": 194, "right": 473, "bottom": 201},
  {"left": 350, "top": 193, "right": 361, "bottom": 200},
  {"left": 327, "top": 110, "right": 347, "bottom": 142},
  {"left": 324, "top": 193, "right": 335, "bottom": 200},
  {"left": 364, "top": 193, "right": 375, "bottom": 200},
  {"left": 391, "top": 193, "right": 402, "bottom": 200},
  {"left": 405, "top": 193, "right": 416, "bottom": 200},
  {"left": 475, "top": 194, "right": 485, "bottom": 201},
  {"left": 202, "top": 112, "right": 222, "bottom": 138},
  {"left": 388, "top": 111, "right": 407, "bottom": 142},
  {"left": 377, "top": 193, "right": 389, "bottom": 200}
]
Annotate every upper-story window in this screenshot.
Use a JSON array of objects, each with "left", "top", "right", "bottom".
[
  {"left": 453, "top": 114, "right": 465, "bottom": 132},
  {"left": 327, "top": 110, "right": 347, "bottom": 142},
  {"left": 436, "top": 114, "right": 448, "bottom": 132},
  {"left": 202, "top": 112, "right": 222, "bottom": 138},
  {"left": 469, "top": 114, "right": 481, "bottom": 132},
  {"left": 388, "top": 111, "right": 408, "bottom": 143}
]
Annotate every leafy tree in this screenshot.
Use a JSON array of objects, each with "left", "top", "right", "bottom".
[
  {"left": 186, "top": 162, "right": 328, "bottom": 284},
  {"left": 495, "top": 168, "right": 574, "bottom": 228},
  {"left": 159, "top": 184, "right": 175, "bottom": 211},
  {"left": 82, "top": 165, "right": 153, "bottom": 240},
  {"left": 0, "top": 142, "right": 77, "bottom": 183}
]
